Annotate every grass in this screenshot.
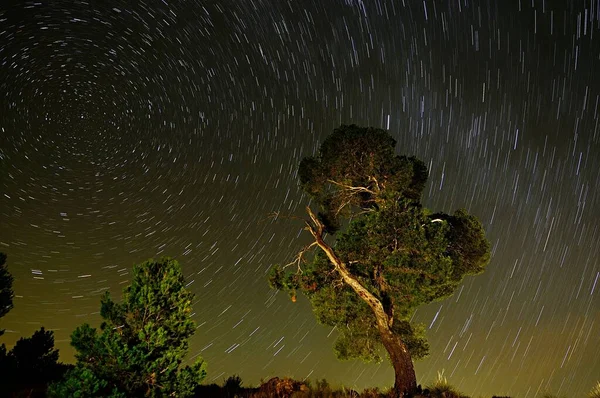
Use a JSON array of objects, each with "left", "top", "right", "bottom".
[
  {"left": 589, "top": 381, "right": 600, "bottom": 398},
  {"left": 423, "top": 370, "right": 470, "bottom": 398}
]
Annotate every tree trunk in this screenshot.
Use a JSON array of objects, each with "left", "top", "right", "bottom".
[
  {"left": 377, "top": 324, "right": 417, "bottom": 396},
  {"left": 305, "top": 206, "right": 418, "bottom": 396}
]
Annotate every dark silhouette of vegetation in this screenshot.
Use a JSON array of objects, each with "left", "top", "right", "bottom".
[
  {"left": 48, "top": 257, "right": 207, "bottom": 397},
  {"left": 195, "top": 376, "right": 305, "bottom": 398},
  {"left": 0, "top": 252, "right": 14, "bottom": 336},
  {"left": 269, "top": 125, "right": 490, "bottom": 396},
  {"left": 0, "top": 327, "right": 72, "bottom": 397},
  {"left": 195, "top": 375, "right": 387, "bottom": 398},
  {"left": 223, "top": 374, "right": 244, "bottom": 396},
  {"left": 194, "top": 374, "right": 518, "bottom": 398}
]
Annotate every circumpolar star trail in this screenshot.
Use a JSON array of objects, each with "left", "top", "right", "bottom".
[{"left": 1, "top": 1, "right": 600, "bottom": 396}]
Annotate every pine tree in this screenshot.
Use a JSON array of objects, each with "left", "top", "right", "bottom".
[{"left": 49, "top": 257, "right": 207, "bottom": 397}]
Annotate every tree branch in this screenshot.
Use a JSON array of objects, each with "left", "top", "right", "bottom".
[
  {"left": 306, "top": 206, "right": 323, "bottom": 236},
  {"left": 326, "top": 179, "right": 376, "bottom": 195},
  {"left": 368, "top": 176, "right": 382, "bottom": 192},
  {"left": 283, "top": 241, "right": 318, "bottom": 273},
  {"left": 305, "top": 206, "right": 396, "bottom": 330},
  {"left": 335, "top": 198, "right": 353, "bottom": 216}
]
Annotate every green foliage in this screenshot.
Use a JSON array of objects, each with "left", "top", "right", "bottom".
[
  {"left": 0, "top": 327, "right": 70, "bottom": 395},
  {"left": 271, "top": 125, "right": 490, "bottom": 365},
  {"left": 0, "top": 252, "right": 14, "bottom": 336},
  {"left": 48, "top": 366, "right": 125, "bottom": 398},
  {"left": 298, "top": 125, "right": 427, "bottom": 233},
  {"left": 50, "top": 257, "right": 207, "bottom": 397},
  {"left": 434, "top": 209, "right": 491, "bottom": 279}
]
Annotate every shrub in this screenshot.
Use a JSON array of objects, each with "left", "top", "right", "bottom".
[
  {"left": 426, "top": 370, "right": 469, "bottom": 398},
  {"left": 223, "top": 374, "right": 243, "bottom": 394}
]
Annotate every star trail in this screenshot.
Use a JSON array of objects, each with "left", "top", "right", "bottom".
[{"left": 1, "top": 0, "right": 600, "bottom": 396}]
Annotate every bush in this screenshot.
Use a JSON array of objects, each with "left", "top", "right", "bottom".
[{"left": 223, "top": 374, "right": 244, "bottom": 395}]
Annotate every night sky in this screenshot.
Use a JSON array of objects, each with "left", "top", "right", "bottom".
[{"left": 1, "top": 0, "right": 599, "bottom": 396}]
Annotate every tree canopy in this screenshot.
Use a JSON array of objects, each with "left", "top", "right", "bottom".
[
  {"left": 270, "top": 124, "right": 490, "bottom": 394},
  {"left": 49, "top": 257, "right": 207, "bottom": 397},
  {"left": 0, "top": 327, "right": 70, "bottom": 395}
]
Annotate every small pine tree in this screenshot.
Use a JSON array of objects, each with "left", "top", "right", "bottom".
[{"left": 49, "top": 257, "right": 207, "bottom": 397}]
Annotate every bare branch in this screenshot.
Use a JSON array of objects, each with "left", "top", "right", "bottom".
[
  {"left": 368, "top": 176, "right": 382, "bottom": 192},
  {"left": 304, "top": 206, "right": 399, "bottom": 343},
  {"left": 334, "top": 199, "right": 352, "bottom": 215},
  {"left": 283, "top": 241, "right": 318, "bottom": 273},
  {"left": 326, "top": 179, "right": 377, "bottom": 195},
  {"left": 306, "top": 206, "right": 324, "bottom": 236},
  {"left": 333, "top": 277, "right": 345, "bottom": 289}
]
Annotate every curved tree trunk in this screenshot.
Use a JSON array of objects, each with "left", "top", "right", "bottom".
[
  {"left": 305, "top": 206, "right": 418, "bottom": 396},
  {"left": 377, "top": 323, "right": 417, "bottom": 396}
]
